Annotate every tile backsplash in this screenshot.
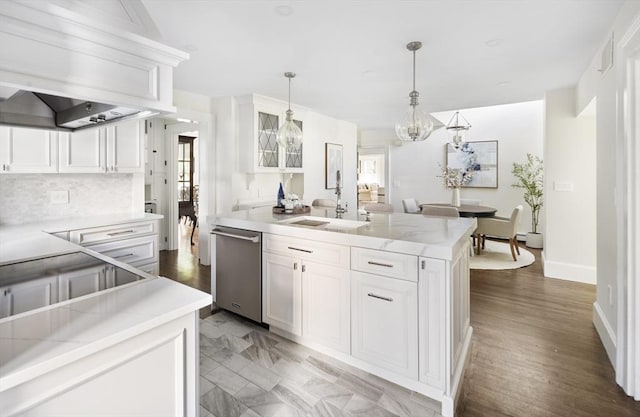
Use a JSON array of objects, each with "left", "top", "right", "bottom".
[{"left": 0, "top": 174, "right": 135, "bottom": 225}]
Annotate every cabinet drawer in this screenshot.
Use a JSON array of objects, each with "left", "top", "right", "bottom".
[
  {"left": 70, "top": 220, "right": 156, "bottom": 246},
  {"left": 87, "top": 235, "right": 158, "bottom": 266},
  {"left": 263, "top": 234, "right": 349, "bottom": 268},
  {"left": 351, "top": 247, "right": 418, "bottom": 282}
]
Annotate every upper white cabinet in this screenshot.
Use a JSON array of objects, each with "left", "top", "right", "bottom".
[
  {"left": 238, "top": 94, "right": 305, "bottom": 173},
  {"left": 59, "top": 128, "right": 106, "bottom": 173},
  {"left": 0, "top": 127, "right": 58, "bottom": 173},
  {"left": 59, "top": 120, "right": 143, "bottom": 174}
]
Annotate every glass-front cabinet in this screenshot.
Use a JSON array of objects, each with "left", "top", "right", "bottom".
[{"left": 239, "top": 94, "right": 305, "bottom": 173}]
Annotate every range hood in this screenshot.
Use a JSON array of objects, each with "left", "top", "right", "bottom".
[{"left": 0, "top": 89, "right": 143, "bottom": 132}]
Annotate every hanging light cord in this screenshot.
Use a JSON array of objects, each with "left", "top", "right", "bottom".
[{"left": 288, "top": 76, "right": 292, "bottom": 111}]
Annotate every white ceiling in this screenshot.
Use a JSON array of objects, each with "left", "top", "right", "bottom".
[{"left": 142, "top": 0, "right": 623, "bottom": 129}]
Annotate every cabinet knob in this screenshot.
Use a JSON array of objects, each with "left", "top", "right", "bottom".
[
  {"left": 421, "top": 260, "right": 426, "bottom": 270},
  {"left": 293, "top": 262, "right": 298, "bottom": 270},
  {"left": 302, "top": 264, "right": 306, "bottom": 273}
]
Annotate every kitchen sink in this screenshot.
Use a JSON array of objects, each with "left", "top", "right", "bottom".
[{"left": 278, "top": 216, "right": 367, "bottom": 231}]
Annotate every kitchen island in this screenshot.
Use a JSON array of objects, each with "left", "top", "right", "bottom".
[
  {"left": 0, "top": 217, "right": 210, "bottom": 417},
  {"left": 210, "top": 207, "right": 476, "bottom": 417}
]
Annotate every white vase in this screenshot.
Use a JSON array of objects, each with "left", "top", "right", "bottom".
[
  {"left": 526, "top": 232, "right": 543, "bottom": 248},
  {"left": 451, "top": 188, "right": 461, "bottom": 207}
]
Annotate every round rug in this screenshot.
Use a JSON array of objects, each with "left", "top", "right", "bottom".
[{"left": 470, "top": 240, "right": 535, "bottom": 270}]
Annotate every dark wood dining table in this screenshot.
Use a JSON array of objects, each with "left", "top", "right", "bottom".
[{"left": 419, "top": 203, "right": 497, "bottom": 218}]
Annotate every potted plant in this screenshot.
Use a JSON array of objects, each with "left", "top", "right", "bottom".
[{"left": 512, "top": 153, "right": 543, "bottom": 248}]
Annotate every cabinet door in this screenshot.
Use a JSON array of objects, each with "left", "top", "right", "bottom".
[
  {"left": 107, "top": 120, "right": 143, "bottom": 173},
  {"left": 58, "top": 265, "right": 106, "bottom": 302},
  {"left": 105, "top": 265, "right": 142, "bottom": 288},
  {"left": 0, "top": 275, "right": 58, "bottom": 318},
  {"left": 351, "top": 271, "right": 418, "bottom": 378},
  {"left": 302, "top": 261, "right": 350, "bottom": 353},
  {"left": 59, "top": 128, "right": 107, "bottom": 173},
  {"left": 263, "top": 252, "right": 302, "bottom": 336},
  {"left": 0, "top": 127, "right": 57, "bottom": 173},
  {"left": 418, "top": 257, "right": 446, "bottom": 390}
]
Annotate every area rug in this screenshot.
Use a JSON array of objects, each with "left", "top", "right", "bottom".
[{"left": 470, "top": 240, "right": 535, "bottom": 270}]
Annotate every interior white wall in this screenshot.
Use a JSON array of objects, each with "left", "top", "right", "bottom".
[
  {"left": 575, "top": 0, "right": 640, "bottom": 370},
  {"left": 543, "top": 88, "right": 597, "bottom": 284},
  {"left": 359, "top": 101, "right": 543, "bottom": 236}
]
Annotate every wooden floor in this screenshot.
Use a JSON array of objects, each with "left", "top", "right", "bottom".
[{"left": 161, "top": 229, "right": 640, "bottom": 416}]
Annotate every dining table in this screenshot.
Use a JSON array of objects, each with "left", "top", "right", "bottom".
[{"left": 419, "top": 203, "right": 497, "bottom": 218}]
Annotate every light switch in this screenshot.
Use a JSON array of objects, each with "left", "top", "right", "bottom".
[
  {"left": 553, "top": 181, "right": 574, "bottom": 192},
  {"left": 50, "top": 190, "right": 69, "bottom": 204}
]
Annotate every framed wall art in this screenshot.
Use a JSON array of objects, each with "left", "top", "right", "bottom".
[
  {"left": 446, "top": 140, "right": 498, "bottom": 188},
  {"left": 325, "top": 143, "right": 343, "bottom": 189}
]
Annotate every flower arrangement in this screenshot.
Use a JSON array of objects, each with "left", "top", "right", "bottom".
[{"left": 438, "top": 164, "right": 474, "bottom": 188}]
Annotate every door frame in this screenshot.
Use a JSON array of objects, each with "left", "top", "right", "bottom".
[{"left": 357, "top": 145, "right": 390, "bottom": 205}]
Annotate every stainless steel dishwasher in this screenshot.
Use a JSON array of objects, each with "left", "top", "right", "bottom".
[{"left": 211, "top": 226, "right": 262, "bottom": 322}]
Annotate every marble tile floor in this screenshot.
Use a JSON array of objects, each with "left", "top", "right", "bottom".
[{"left": 198, "top": 310, "right": 444, "bottom": 417}]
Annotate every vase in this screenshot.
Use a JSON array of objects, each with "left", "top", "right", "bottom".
[
  {"left": 451, "top": 188, "right": 461, "bottom": 207},
  {"left": 526, "top": 232, "right": 543, "bottom": 248}
]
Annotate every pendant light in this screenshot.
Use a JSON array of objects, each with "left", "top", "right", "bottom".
[
  {"left": 277, "top": 72, "right": 303, "bottom": 149},
  {"left": 446, "top": 111, "right": 471, "bottom": 149},
  {"left": 395, "top": 41, "right": 434, "bottom": 142}
]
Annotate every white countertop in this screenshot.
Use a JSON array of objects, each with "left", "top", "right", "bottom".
[
  {"left": 0, "top": 214, "right": 209, "bottom": 391},
  {"left": 208, "top": 207, "right": 476, "bottom": 260},
  {"left": 0, "top": 213, "right": 163, "bottom": 266}
]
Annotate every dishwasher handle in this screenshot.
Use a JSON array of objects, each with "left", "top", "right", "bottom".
[{"left": 211, "top": 229, "right": 260, "bottom": 243}]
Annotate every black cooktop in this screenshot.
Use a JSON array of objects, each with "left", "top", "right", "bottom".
[{"left": 0, "top": 251, "right": 147, "bottom": 319}]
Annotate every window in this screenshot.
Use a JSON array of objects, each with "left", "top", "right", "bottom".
[{"left": 178, "top": 136, "right": 195, "bottom": 207}]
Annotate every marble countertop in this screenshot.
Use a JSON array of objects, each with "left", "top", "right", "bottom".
[
  {"left": 208, "top": 207, "right": 476, "bottom": 260},
  {"left": 0, "top": 215, "right": 210, "bottom": 391},
  {"left": 0, "top": 213, "right": 163, "bottom": 265}
]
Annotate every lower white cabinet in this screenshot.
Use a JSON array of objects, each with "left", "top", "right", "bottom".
[
  {"left": 263, "top": 252, "right": 302, "bottom": 336},
  {"left": 302, "top": 261, "right": 350, "bottom": 353},
  {"left": 418, "top": 258, "right": 446, "bottom": 390},
  {"left": 0, "top": 275, "right": 58, "bottom": 318},
  {"left": 351, "top": 271, "right": 418, "bottom": 378},
  {"left": 105, "top": 265, "right": 143, "bottom": 288},
  {"left": 58, "top": 265, "right": 106, "bottom": 302}
]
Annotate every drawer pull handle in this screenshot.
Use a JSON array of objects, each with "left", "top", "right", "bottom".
[
  {"left": 288, "top": 246, "right": 313, "bottom": 254},
  {"left": 231, "top": 303, "right": 241, "bottom": 309},
  {"left": 107, "top": 230, "right": 136, "bottom": 236},
  {"left": 114, "top": 253, "right": 135, "bottom": 259},
  {"left": 367, "top": 261, "right": 393, "bottom": 268},
  {"left": 367, "top": 293, "right": 393, "bottom": 302}
]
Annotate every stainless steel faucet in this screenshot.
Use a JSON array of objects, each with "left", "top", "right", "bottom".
[{"left": 335, "top": 170, "right": 346, "bottom": 215}]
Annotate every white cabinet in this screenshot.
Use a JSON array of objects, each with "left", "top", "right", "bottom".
[
  {"left": 0, "top": 126, "right": 58, "bottom": 173},
  {"left": 0, "top": 275, "right": 58, "bottom": 318},
  {"left": 263, "top": 252, "right": 302, "bottom": 336},
  {"left": 58, "top": 265, "right": 106, "bottom": 302},
  {"left": 59, "top": 128, "right": 106, "bottom": 173},
  {"left": 57, "top": 119, "right": 142, "bottom": 174},
  {"left": 238, "top": 94, "right": 305, "bottom": 173},
  {"left": 302, "top": 261, "right": 350, "bottom": 353},
  {"left": 418, "top": 258, "right": 446, "bottom": 390},
  {"left": 108, "top": 119, "right": 143, "bottom": 173},
  {"left": 351, "top": 271, "right": 418, "bottom": 379}
]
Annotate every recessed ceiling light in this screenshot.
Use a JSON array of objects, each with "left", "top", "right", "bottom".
[
  {"left": 485, "top": 38, "right": 503, "bottom": 47},
  {"left": 361, "top": 70, "right": 374, "bottom": 77},
  {"left": 274, "top": 5, "right": 294, "bottom": 16},
  {"left": 497, "top": 81, "right": 511, "bottom": 86}
]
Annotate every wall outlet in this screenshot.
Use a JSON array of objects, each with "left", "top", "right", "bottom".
[
  {"left": 49, "top": 190, "right": 69, "bottom": 205},
  {"left": 553, "top": 181, "right": 574, "bottom": 192}
]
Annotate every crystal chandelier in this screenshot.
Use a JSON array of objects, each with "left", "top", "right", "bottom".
[
  {"left": 446, "top": 111, "right": 471, "bottom": 149},
  {"left": 395, "top": 41, "right": 434, "bottom": 142},
  {"left": 277, "top": 72, "right": 303, "bottom": 148}
]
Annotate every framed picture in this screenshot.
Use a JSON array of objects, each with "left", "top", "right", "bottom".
[
  {"left": 446, "top": 140, "right": 498, "bottom": 188},
  {"left": 325, "top": 143, "right": 343, "bottom": 189}
]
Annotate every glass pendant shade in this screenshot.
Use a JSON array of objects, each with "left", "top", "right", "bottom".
[
  {"left": 446, "top": 111, "right": 471, "bottom": 149},
  {"left": 395, "top": 106, "right": 434, "bottom": 141},
  {"left": 278, "top": 110, "right": 303, "bottom": 148},
  {"left": 277, "top": 72, "right": 302, "bottom": 148},
  {"left": 396, "top": 41, "right": 434, "bottom": 143}
]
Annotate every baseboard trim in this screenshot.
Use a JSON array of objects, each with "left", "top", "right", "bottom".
[
  {"left": 593, "top": 301, "right": 617, "bottom": 368},
  {"left": 543, "top": 259, "right": 596, "bottom": 284}
]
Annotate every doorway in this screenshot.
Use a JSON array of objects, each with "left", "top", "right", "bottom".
[
  {"left": 357, "top": 146, "right": 389, "bottom": 209},
  {"left": 178, "top": 135, "right": 198, "bottom": 250}
]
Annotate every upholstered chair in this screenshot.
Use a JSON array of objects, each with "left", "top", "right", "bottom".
[
  {"left": 475, "top": 205, "right": 523, "bottom": 260},
  {"left": 311, "top": 199, "right": 336, "bottom": 208},
  {"left": 362, "top": 203, "right": 394, "bottom": 213},
  {"left": 401, "top": 198, "right": 420, "bottom": 213}
]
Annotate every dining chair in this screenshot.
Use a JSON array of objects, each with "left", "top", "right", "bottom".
[
  {"left": 460, "top": 198, "right": 482, "bottom": 206},
  {"left": 421, "top": 205, "right": 460, "bottom": 217},
  {"left": 363, "top": 203, "right": 394, "bottom": 213},
  {"left": 402, "top": 198, "right": 420, "bottom": 213},
  {"left": 311, "top": 198, "right": 336, "bottom": 208},
  {"left": 475, "top": 205, "right": 523, "bottom": 260}
]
